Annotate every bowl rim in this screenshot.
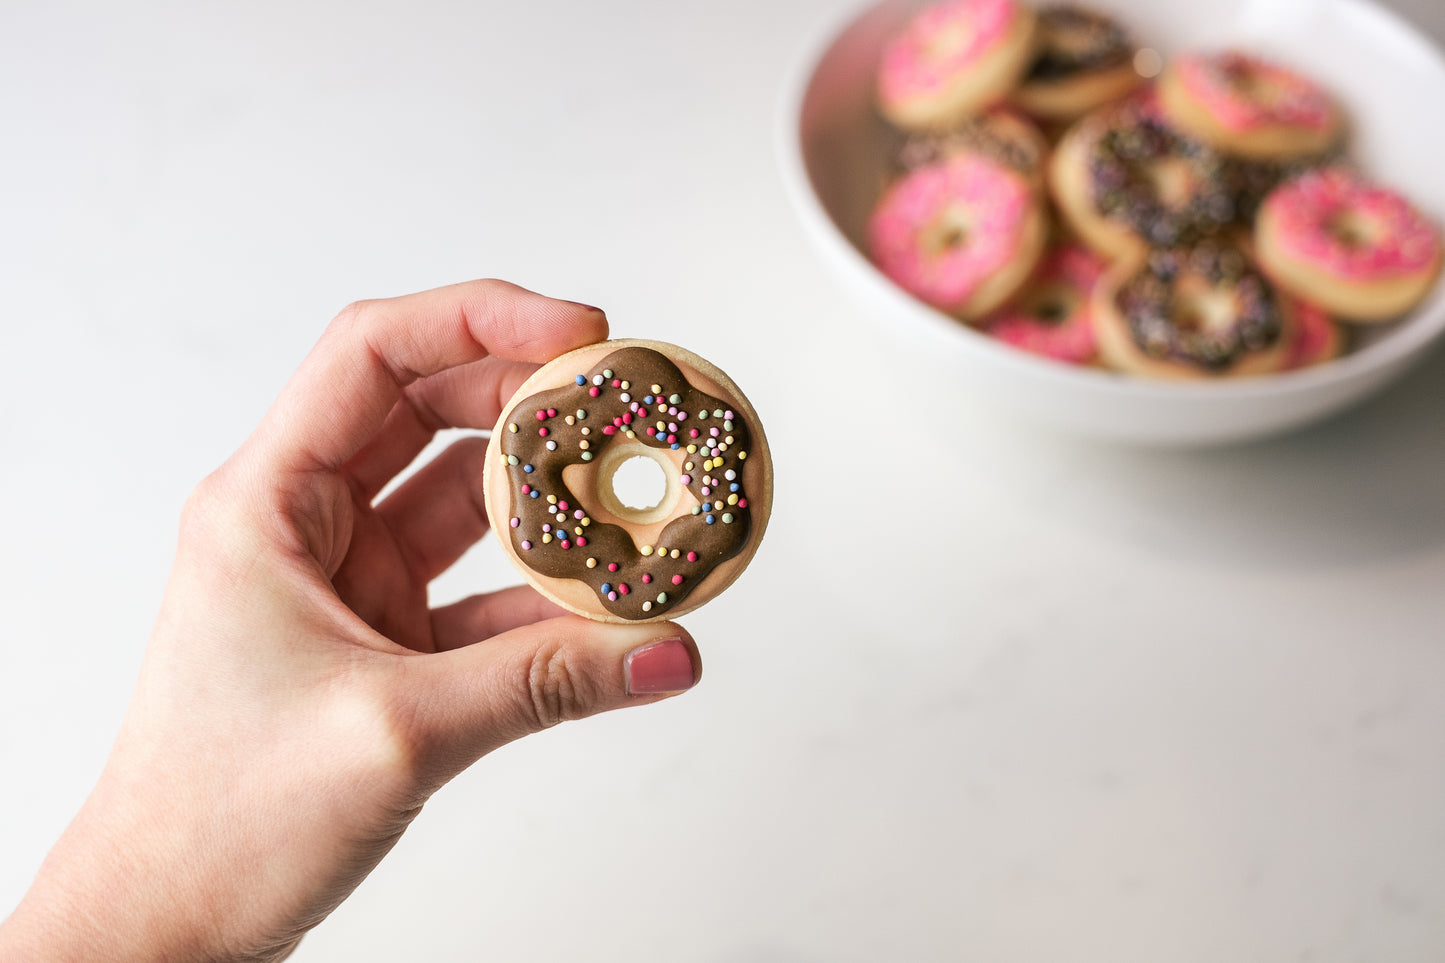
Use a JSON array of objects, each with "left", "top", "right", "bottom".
[{"left": 775, "top": 0, "right": 1445, "bottom": 404}]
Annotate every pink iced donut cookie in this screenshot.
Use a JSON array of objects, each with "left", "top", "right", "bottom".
[
  {"left": 868, "top": 150, "right": 1047, "bottom": 320},
  {"left": 1255, "top": 167, "right": 1444, "bottom": 322},
  {"left": 1282, "top": 299, "right": 1343, "bottom": 370},
  {"left": 1159, "top": 50, "right": 1342, "bottom": 161},
  {"left": 877, "top": 0, "right": 1039, "bottom": 130},
  {"left": 982, "top": 242, "right": 1106, "bottom": 364}
]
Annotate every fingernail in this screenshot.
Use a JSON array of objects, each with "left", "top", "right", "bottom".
[
  {"left": 625, "top": 639, "right": 696, "bottom": 695},
  {"left": 565, "top": 300, "right": 605, "bottom": 314}
]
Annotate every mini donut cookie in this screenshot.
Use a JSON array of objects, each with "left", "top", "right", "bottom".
[
  {"left": 1255, "top": 167, "right": 1444, "bottom": 322},
  {"left": 1049, "top": 96, "right": 1234, "bottom": 259},
  {"left": 877, "top": 0, "right": 1040, "bottom": 130},
  {"left": 1158, "top": 50, "right": 1342, "bottom": 161},
  {"left": 981, "top": 242, "right": 1106, "bottom": 364},
  {"left": 1093, "top": 243, "right": 1293, "bottom": 378},
  {"left": 482, "top": 340, "right": 773, "bottom": 623},
  {"left": 1013, "top": 4, "right": 1141, "bottom": 123},
  {"left": 1282, "top": 299, "right": 1344, "bottom": 370},
  {"left": 893, "top": 106, "right": 1050, "bottom": 191},
  {"left": 869, "top": 149, "right": 1048, "bottom": 320}
]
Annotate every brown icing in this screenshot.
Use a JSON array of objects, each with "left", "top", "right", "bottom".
[
  {"left": 498, "top": 346, "right": 754, "bottom": 620},
  {"left": 1026, "top": 5, "right": 1134, "bottom": 83},
  {"left": 893, "top": 109, "right": 1044, "bottom": 180}
]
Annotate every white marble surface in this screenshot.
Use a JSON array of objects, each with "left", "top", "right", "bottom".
[{"left": 4, "top": 1, "right": 1445, "bottom": 960}]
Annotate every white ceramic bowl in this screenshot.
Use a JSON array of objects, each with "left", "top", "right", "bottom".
[{"left": 778, "top": 0, "right": 1445, "bottom": 445}]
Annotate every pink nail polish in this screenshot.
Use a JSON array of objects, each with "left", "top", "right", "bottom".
[{"left": 625, "top": 639, "right": 695, "bottom": 695}]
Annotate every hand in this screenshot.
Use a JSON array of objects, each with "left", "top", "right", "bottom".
[{"left": 0, "top": 280, "right": 701, "bottom": 962}]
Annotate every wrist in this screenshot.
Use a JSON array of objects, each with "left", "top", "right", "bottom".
[{"left": 0, "top": 773, "right": 243, "bottom": 963}]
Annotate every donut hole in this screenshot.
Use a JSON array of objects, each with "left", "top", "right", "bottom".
[
  {"left": 1170, "top": 278, "right": 1239, "bottom": 334},
  {"left": 1036, "top": 299, "right": 1069, "bottom": 322},
  {"left": 924, "top": 205, "right": 974, "bottom": 255},
  {"left": 1022, "top": 282, "right": 1077, "bottom": 325},
  {"left": 609, "top": 455, "right": 668, "bottom": 512},
  {"left": 1325, "top": 210, "right": 1382, "bottom": 251},
  {"left": 560, "top": 440, "right": 688, "bottom": 547},
  {"left": 594, "top": 443, "right": 681, "bottom": 527},
  {"left": 1143, "top": 157, "right": 1197, "bottom": 210}
]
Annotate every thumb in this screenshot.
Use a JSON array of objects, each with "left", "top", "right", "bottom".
[{"left": 400, "top": 616, "right": 700, "bottom": 781}]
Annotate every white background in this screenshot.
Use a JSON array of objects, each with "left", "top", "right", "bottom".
[{"left": 4, "top": 1, "right": 1445, "bottom": 960}]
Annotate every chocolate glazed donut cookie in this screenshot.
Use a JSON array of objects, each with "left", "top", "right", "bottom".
[
  {"left": 1093, "top": 242, "right": 1294, "bottom": 378},
  {"left": 482, "top": 340, "right": 773, "bottom": 623},
  {"left": 1013, "top": 4, "right": 1141, "bottom": 123}
]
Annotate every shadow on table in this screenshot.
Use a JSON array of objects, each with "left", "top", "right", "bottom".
[{"left": 981, "top": 341, "right": 1445, "bottom": 573}]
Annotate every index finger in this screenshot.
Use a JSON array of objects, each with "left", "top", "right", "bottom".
[{"left": 248, "top": 279, "right": 609, "bottom": 475}]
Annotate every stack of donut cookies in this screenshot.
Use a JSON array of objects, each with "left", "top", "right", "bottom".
[{"left": 867, "top": 0, "right": 1444, "bottom": 378}]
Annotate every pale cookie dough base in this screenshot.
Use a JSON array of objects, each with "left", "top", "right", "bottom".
[
  {"left": 482, "top": 339, "right": 774, "bottom": 624},
  {"left": 1014, "top": 63, "right": 1142, "bottom": 123}
]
